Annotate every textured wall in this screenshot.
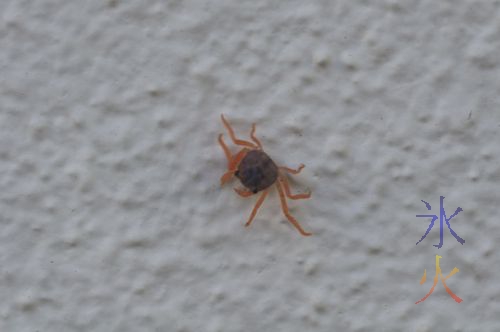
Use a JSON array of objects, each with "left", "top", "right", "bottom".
[{"left": 1, "top": 1, "right": 500, "bottom": 331}]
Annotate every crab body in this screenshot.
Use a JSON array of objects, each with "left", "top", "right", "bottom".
[
  {"left": 236, "top": 150, "right": 278, "bottom": 194},
  {"left": 218, "top": 114, "right": 312, "bottom": 236}
]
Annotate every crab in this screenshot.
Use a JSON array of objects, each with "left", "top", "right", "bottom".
[{"left": 218, "top": 114, "right": 312, "bottom": 236}]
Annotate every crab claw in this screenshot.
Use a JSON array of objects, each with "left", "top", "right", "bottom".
[{"left": 220, "top": 171, "right": 234, "bottom": 186}]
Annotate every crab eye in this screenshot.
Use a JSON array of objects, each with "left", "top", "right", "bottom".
[
  {"left": 252, "top": 189, "right": 258, "bottom": 194},
  {"left": 235, "top": 170, "right": 239, "bottom": 176}
]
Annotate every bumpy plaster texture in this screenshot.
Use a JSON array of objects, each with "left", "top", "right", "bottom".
[{"left": 1, "top": 1, "right": 500, "bottom": 331}]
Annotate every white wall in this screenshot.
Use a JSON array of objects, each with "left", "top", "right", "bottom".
[{"left": 1, "top": 1, "right": 499, "bottom": 331}]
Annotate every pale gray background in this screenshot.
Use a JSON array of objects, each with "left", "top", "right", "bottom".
[{"left": 1, "top": 1, "right": 499, "bottom": 331}]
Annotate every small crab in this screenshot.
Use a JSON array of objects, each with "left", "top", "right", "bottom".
[{"left": 218, "top": 114, "right": 312, "bottom": 236}]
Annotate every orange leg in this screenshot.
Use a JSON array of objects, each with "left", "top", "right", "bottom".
[
  {"left": 220, "top": 148, "right": 249, "bottom": 186},
  {"left": 218, "top": 134, "right": 232, "bottom": 168},
  {"left": 278, "top": 175, "right": 311, "bottom": 200},
  {"left": 249, "top": 123, "right": 262, "bottom": 149},
  {"left": 220, "top": 171, "right": 234, "bottom": 186},
  {"left": 229, "top": 148, "right": 248, "bottom": 171},
  {"left": 234, "top": 188, "right": 253, "bottom": 197},
  {"left": 245, "top": 189, "right": 269, "bottom": 227},
  {"left": 275, "top": 181, "right": 312, "bottom": 236},
  {"left": 279, "top": 164, "right": 305, "bottom": 174},
  {"left": 221, "top": 114, "right": 257, "bottom": 148}
]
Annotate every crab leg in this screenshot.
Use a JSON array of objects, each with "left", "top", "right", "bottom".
[
  {"left": 218, "top": 134, "right": 233, "bottom": 168},
  {"left": 249, "top": 123, "right": 262, "bottom": 149},
  {"left": 278, "top": 175, "right": 311, "bottom": 200},
  {"left": 245, "top": 189, "right": 269, "bottom": 227},
  {"left": 279, "top": 164, "right": 305, "bottom": 175},
  {"left": 229, "top": 149, "right": 248, "bottom": 170},
  {"left": 221, "top": 114, "right": 257, "bottom": 148},
  {"left": 234, "top": 188, "right": 254, "bottom": 197},
  {"left": 275, "top": 181, "right": 312, "bottom": 236},
  {"left": 220, "top": 148, "right": 248, "bottom": 186}
]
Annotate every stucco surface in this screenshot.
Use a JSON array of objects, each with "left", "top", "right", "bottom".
[{"left": 1, "top": 1, "right": 500, "bottom": 331}]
